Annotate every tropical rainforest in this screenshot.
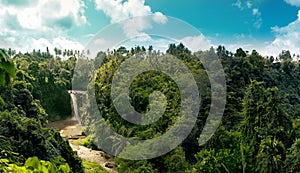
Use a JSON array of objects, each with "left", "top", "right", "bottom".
[{"left": 1, "top": 43, "right": 300, "bottom": 173}]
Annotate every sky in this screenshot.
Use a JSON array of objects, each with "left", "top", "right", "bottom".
[{"left": 0, "top": 0, "right": 300, "bottom": 57}]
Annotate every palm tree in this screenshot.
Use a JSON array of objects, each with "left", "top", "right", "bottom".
[
  {"left": 256, "top": 136, "right": 285, "bottom": 173},
  {"left": 0, "top": 49, "right": 16, "bottom": 85}
]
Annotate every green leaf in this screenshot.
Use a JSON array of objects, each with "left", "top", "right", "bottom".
[
  {"left": 0, "top": 72, "right": 5, "bottom": 85},
  {"left": 46, "top": 162, "right": 58, "bottom": 173},
  {"left": 25, "top": 157, "right": 41, "bottom": 170},
  {"left": 0, "top": 49, "right": 8, "bottom": 61},
  {"left": 58, "top": 164, "right": 71, "bottom": 173},
  {"left": 1, "top": 159, "right": 10, "bottom": 163},
  {"left": 0, "top": 61, "right": 16, "bottom": 78}
]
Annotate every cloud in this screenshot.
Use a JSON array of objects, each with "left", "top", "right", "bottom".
[
  {"left": 232, "top": 0, "right": 243, "bottom": 10},
  {"left": 252, "top": 8, "right": 260, "bottom": 16},
  {"left": 122, "top": 17, "right": 152, "bottom": 38},
  {"left": 233, "top": 0, "right": 256, "bottom": 11},
  {"left": 94, "top": 0, "right": 167, "bottom": 40},
  {"left": 284, "top": 0, "right": 300, "bottom": 7},
  {"left": 95, "top": 0, "right": 152, "bottom": 23},
  {"left": 246, "top": 1, "right": 252, "bottom": 8},
  {"left": 254, "top": 18, "right": 262, "bottom": 29},
  {"left": 153, "top": 12, "right": 167, "bottom": 24},
  {"left": 252, "top": 8, "right": 262, "bottom": 29},
  {"left": 257, "top": 10, "right": 300, "bottom": 56},
  {"left": 180, "top": 35, "right": 212, "bottom": 52},
  {"left": 118, "top": 37, "right": 174, "bottom": 53},
  {"left": 0, "top": 30, "right": 83, "bottom": 54},
  {"left": 224, "top": 9, "right": 300, "bottom": 57},
  {"left": 4, "top": 0, "right": 87, "bottom": 31},
  {"left": 93, "top": 39, "right": 107, "bottom": 46},
  {"left": 53, "top": 37, "right": 85, "bottom": 50},
  {"left": 232, "top": 1, "right": 262, "bottom": 29},
  {"left": 223, "top": 43, "right": 255, "bottom": 54},
  {"left": 28, "top": 37, "right": 83, "bottom": 56},
  {"left": 0, "top": 0, "right": 87, "bottom": 52}
]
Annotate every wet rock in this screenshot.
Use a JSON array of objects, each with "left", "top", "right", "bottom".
[{"left": 105, "top": 162, "right": 114, "bottom": 168}]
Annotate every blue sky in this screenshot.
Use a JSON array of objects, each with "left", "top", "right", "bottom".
[{"left": 1, "top": 0, "right": 300, "bottom": 56}]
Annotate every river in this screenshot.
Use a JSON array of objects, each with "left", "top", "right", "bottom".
[{"left": 47, "top": 90, "right": 117, "bottom": 172}]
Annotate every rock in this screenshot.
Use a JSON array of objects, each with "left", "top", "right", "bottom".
[
  {"left": 105, "top": 162, "right": 114, "bottom": 168},
  {"left": 104, "top": 153, "right": 113, "bottom": 160}
]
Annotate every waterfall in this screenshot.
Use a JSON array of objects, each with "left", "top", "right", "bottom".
[{"left": 69, "top": 90, "right": 85, "bottom": 126}]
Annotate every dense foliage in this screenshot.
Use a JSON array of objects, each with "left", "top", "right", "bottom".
[
  {"left": 1, "top": 43, "right": 300, "bottom": 172},
  {"left": 13, "top": 49, "right": 77, "bottom": 120},
  {"left": 0, "top": 48, "right": 84, "bottom": 172},
  {"left": 83, "top": 44, "right": 300, "bottom": 172},
  {"left": 1, "top": 156, "right": 71, "bottom": 173}
]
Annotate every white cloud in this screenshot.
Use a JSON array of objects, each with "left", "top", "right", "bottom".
[
  {"left": 254, "top": 18, "right": 262, "bottom": 29},
  {"left": 93, "top": 39, "right": 107, "bottom": 46},
  {"left": 94, "top": 0, "right": 167, "bottom": 41},
  {"left": 118, "top": 37, "right": 175, "bottom": 53},
  {"left": 95, "top": 0, "right": 152, "bottom": 23},
  {"left": 232, "top": 1, "right": 262, "bottom": 29},
  {"left": 258, "top": 10, "right": 300, "bottom": 56},
  {"left": 122, "top": 17, "right": 152, "bottom": 38},
  {"left": 252, "top": 8, "right": 262, "bottom": 29},
  {"left": 284, "top": 0, "right": 300, "bottom": 7},
  {"left": 180, "top": 35, "right": 212, "bottom": 52},
  {"left": 53, "top": 37, "right": 84, "bottom": 50},
  {"left": 0, "top": 0, "right": 86, "bottom": 53},
  {"left": 0, "top": 34, "right": 83, "bottom": 54},
  {"left": 3, "top": 0, "right": 86, "bottom": 31},
  {"left": 232, "top": 0, "right": 243, "bottom": 10},
  {"left": 224, "top": 10, "right": 300, "bottom": 57},
  {"left": 233, "top": 0, "right": 256, "bottom": 11},
  {"left": 153, "top": 12, "right": 167, "bottom": 24},
  {"left": 252, "top": 8, "right": 260, "bottom": 16},
  {"left": 223, "top": 43, "right": 254, "bottom": 54},
  {"left": 246, "top": 1, "right": 252, "bottom": 8},
  {"left": 234, "top": 33, "right": 246, "bottom": 39}
]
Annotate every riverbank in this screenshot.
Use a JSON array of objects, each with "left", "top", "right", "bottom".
[
  {"left": 47, "top": 118, "right": 82, "bottom": 138},
  {"left": 47, "top": 118, "right": 117, "bottom": 172}
]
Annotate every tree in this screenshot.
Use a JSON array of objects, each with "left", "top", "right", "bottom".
[
  {"left": 256, "top": 136, "right": 285, "bottom": 173},
  {"left": 0, "top": 49, "right": 16, "bottom": 104},
  {"left": 279, "top": 50, "right": 291, "bottom": 61},
  {"left": 117, "top": 46, "right": 128, "bottom": 55},
  {"left": 239, "top": 80, "right": 292, "bottom": 145},
  {"left": 148, "top": 45, "right": 153, "bottom": 54},
  {"left": 141, "top": 46, "right": 146, "bottom": 52},
  {"left": 54, "top": 47, "right": 58, "bottom": 58},
  {"left": 192, "top": 130, "right": 253, "bottom": 173},
  {"left": 163, "top": 147, "right": 189, "bottom": 173},
  {"left": 0, "top": 49, "right": 16, "bottom": 86},
  {"left": 284, "top": 138, "right": 300, "bottom": 172},
  {"left": 216, "top": 45, "right": 229, "bottom": 59},
  {"left": 235, "top": 48, "right": 247, "bottom": 57}
]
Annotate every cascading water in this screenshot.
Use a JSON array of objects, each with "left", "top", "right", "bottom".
[{"left": 69, "top": 92, "right": 81, "bottom": 126}]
